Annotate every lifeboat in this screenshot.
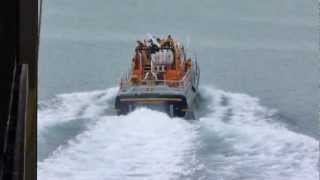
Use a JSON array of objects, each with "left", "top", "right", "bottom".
[{"left": 115, "top": 35, "right": 200, "bottom": 118}]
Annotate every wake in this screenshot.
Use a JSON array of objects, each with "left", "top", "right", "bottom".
[
  {"left": 38, "top": 87, "right": 319, "bottom": 180},
  {"left": 198, "top": 88, "right": 318, "bottom": 180}
]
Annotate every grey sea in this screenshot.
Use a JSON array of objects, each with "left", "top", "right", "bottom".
[{"left": 38, "top": 0, "right": 319, "bottom": 179}]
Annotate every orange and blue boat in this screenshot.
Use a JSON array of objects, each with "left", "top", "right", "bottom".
[{"left": 115, "top": 35, "right": 200, "bottom": 118}]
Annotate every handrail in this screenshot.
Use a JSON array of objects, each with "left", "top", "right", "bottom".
[{"left": 119, "top": 69, "right": 193, "bottom": 90}]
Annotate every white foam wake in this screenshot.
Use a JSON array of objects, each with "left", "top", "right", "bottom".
[
  {"left": 37, "top": 87, "right": 119, "bottom": 160},
  {"left": 38, "top": 87, "right": 118, "bottom": 131},
  {"left": 198, "top": 87, "right": 319, "bottom": 180},
  {"left": 38, "top": 109, "right": 202, "bottom": 180},
  {"left": 38, "top": 86, "right": 319, "bottom": 180}
]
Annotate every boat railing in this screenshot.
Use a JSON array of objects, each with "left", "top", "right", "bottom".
[{"left": 119, "top": 69, "right": 194, "bottom": 91}]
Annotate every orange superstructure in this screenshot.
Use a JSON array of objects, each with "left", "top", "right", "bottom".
[{"left": 127, "top": 35, "right": 192, "bottom": 87}]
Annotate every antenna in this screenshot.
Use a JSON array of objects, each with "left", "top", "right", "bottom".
[{"left": 186, "top": 35, "right": 191, "bottom": 50}]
